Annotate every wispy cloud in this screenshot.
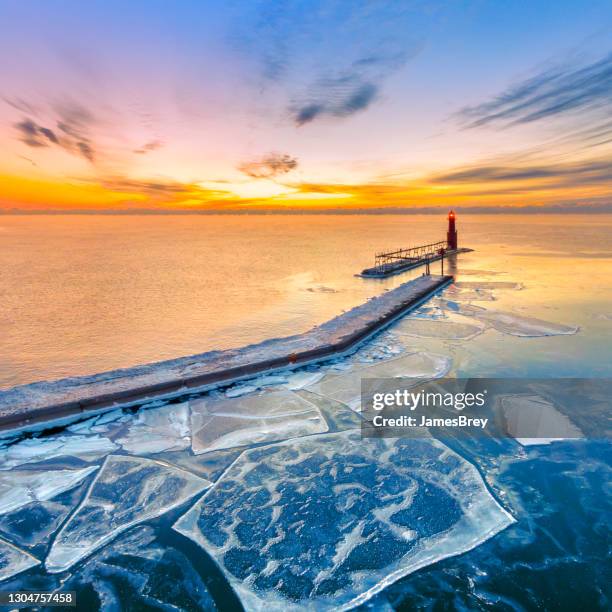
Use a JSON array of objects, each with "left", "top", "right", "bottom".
[
  {"left": 14, "top": 118, "right": 58, "bottom": 147},
  {"left": 55, "top": 101, "right": 97, "bottom": 162},
  {"left": 76, "top": 141, "right": 94, "bottom": 162},
  {"left": 92, "top": 175, "right": 244, "bottom": 209},
  {"left": 289, "top": 45, "right": 421, "bottom": 126},
  {"left": 12, "top": 100, "right": 98, "bottom": 163},
  {"left": 133, "top": 140, "right": 163, "bottom": 155},
  {"left": 3, "top": 97, "right": 39, "bottom": 115},
  {"left": 457, "top": 53, "right": 612, "bottom": 128},
  {"left": 238, "top": 152, "right": 298, "bottom": 178},
  {"left": 99, "top": 176, "right": 197, "bottom": 196},
  {"left": 232, "top": 1, "right": 422, "bottom": 126},
  {"left": 292, "top": 78, "right": 378, "bottom": 126},
  {"left": 430, "top": 158, "right": 612, "bottom": 187},
  {"left": 283, "top": 152, "right": 612, "bottom": 208}
]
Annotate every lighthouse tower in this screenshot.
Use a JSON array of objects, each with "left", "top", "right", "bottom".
[{"left": 447, "top": 210, "right": 458, "bottom": 250}]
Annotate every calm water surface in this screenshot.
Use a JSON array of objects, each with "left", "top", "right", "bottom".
[{"left": 1, "top": 214, "right": 611, "bottom": 388}]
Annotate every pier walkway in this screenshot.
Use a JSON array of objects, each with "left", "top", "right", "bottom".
[
  {"left": 0, "top": 274, "right": 452, "bottom": 432},
  {"left": 360, "top": 247, "right": 472, "bottom": 278}
]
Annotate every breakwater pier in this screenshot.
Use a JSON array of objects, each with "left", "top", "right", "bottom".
[{"left": 0, "top": 274, "right": 452, "bottom": 432}]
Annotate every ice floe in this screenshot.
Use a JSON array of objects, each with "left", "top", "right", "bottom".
[
  {"left": 500, "top": 395, "right": 584, "bottom": 446},
  {"left": 226, "top": 384, "right": 260, "bottom": 398},
  {"left": 46, "top": 455, "right": 211, "bottom": 572},
  {"left": 349, "top": 335, "right": 406, "bottom": 364},
  {"left": 173, "top": 430, "right": 514, "bottom": 611},
  {"left": 0, "top": 536, "right": 40, "bottom": 582},
  {"left": 223, "top": 369, "right": 326, "bottom": 398},
  {"left": 67, "top": 409, "right": 127, "bottom": 435},
  {"left": 306, "top": 352, "right": 451, "bottom": 410},
  {"left": 295, "top": 390, "right": 363, "bottom": 431},
  {"left": 0, "top": 466, "right": 97, "bottom": 516},
  {"left": 61, "top": 526, "right": 218, "bottom": 610},
  {"left": 456, "top": 269, "right": 504, "bottom": 276},
  {"left": 0, "top": 483, "right": 89, "bottom": 550},
  {"left": 190, "top": 389, "right": 328, "bottom": 454},
  {"left": 407, "top": 305, "right": 447, "bottom": 320},
  {"left": 392, "top": 318, "right": 484, "bottom": 340},
  {"left": 0, "top": 435, "right": 117, "bottom": 470},
  {"left": 454, "top": 282, "right": 522, "bottom": 290},
  {"left": 479, "top": 311, "right": 578, "bottom": 337},
  {"left": 117, "top": 402, "right": 190, "bottom": 455},
  {"left": 156, "top": 447, "right": 243, "bottom": 482},
  {"left": 439, "top": 303, "right": 578, "bottom": 337},
  {"left": 305, "top": 285, "right": 338, "bottom": 293},
  {"left": 256, "top": 374, "right": 290, "bottom": 388},
  {"left": 444, "top": 286, "right": 496, "bottom": 302},
  {"left": 282, "top": 370, "right": 326, "bottom": 390}
]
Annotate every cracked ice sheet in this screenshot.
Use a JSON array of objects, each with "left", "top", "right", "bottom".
[
  {"left": 500, "top": 395, "right": 584, "bottom": 446},
  {"left": 306, "top": 352, "right": 451, "bottom": 410},
  {"left": 116, "top": 402, "right": 190, "bottom": 455},
  {"left": 0, "top": 537, "right": 39, "bottom": 581},
  {"left": 173, "top": 430, "right": 514, "bottom": 611},
  {"left": 0, "top": 435, "right": 117, "bottom": 471},
  {"left": 0, "top": 466, "right": 97, "bottom": 516},
  {"left": 46, "top": 455, "right": 211, "bottom": 572},
  {"left": 191, "top": 389, "right": 328, "bottom": 454}
]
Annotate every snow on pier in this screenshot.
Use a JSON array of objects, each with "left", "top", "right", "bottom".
[{"left": 0, "top": 274, "right": 452, "bottom": 432}]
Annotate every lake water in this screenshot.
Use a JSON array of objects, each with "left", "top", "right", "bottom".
[{"left": 1, "top": 214, "right": 611, "bottom": 388}]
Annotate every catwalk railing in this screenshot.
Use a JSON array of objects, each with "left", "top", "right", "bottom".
[{"left": 374, "top": 240, "right": 447, "bottom": 269}]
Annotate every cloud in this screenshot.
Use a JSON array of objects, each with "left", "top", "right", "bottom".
[
  {"left": 55, "top": 101, "right": 95, "bottom": 134},
  {"left": 77, "top": 141, "right": 94, "bottom": 163},
  {"left": 231, "top": 1, "right": 422, "bottom": 126},
  {"left": 17, "top": 155, "right": 38, "bottom": 167},
  {"left": 430, "top": 158, "right": 612, "bottom": 188},
  {"left": 51, "top": 101, "right": 97, "bottom": 162},
  {"left": 292, "top": 78, "right": 378, "bottom": 125},
  {"left": 100, "top": 177, "right": 194, "bottom": 196},
  {"left": 14, "top": 118, "right": 59, "bottom": 147},
  {"left": 4, "top": 97, "right": 38, "bottom": 115},
  {"left": 133, "top": 140, "right": 163, "bottom": 154},
  {"left": 93, "top": 175, "right": 246, "bottom": 209},
  {"left": 38, "top": 127, "right": 59, "bottom": 144},
  {"left": 238, "top": 152, "right": 298, "bottom": 178},
  {"left": 12, "top": 100, "right": 98, "bottom": 163},
  {"left": 457, "top": 53, "right": 612, "bottom": 128}
]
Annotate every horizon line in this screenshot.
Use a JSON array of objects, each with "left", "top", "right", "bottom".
[{"left": 1, "top": 204, "right": 611, "bottom": 216}]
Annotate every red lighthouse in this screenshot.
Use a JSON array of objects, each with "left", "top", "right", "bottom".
[{"left": 447, "top": 210, "right": 458, "bottom": 250}]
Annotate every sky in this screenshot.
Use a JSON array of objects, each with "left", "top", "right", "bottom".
[{"left": 0, "top": 0, "right": 610, "bottom": 211}]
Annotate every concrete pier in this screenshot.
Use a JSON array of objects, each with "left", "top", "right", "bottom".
[{"left": 0, "top": 274, "right": 452, "bottom": 432}]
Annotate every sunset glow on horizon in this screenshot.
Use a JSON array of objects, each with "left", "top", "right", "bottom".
[{"left": 0, "top": 1, "right": 610, "bottom": 212}]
